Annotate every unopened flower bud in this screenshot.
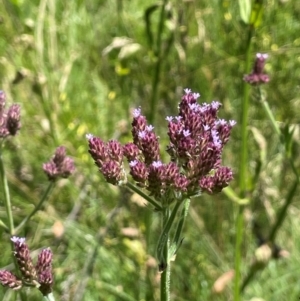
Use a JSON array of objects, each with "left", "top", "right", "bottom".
[{"left": 0, "top": 270, "right": 22, "bottom": 290}]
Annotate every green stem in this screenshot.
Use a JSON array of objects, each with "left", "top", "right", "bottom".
[
  {"left": 156, "top": 201, "right": 182, "bottom": 267},
  {"left": 235, "top": 25, "right": 254, "bottom": 301},
  {"left": 240, "top": 266, "right": 256, "bottom": 293},
  {"left": 0, "top": 148, "right": 15, "bottom": 234},
  {"left": 15, "top": 181, "right": 55, "bottom": 234},
  {"left": 160, "top": 207, "right": 170, "bottom": 301},
  {"left": 259, "top": 87, "right": 281, "bottom": 137},
  {"left": 234, "top": 205, "right": 245, "bottom": 296},
  {"left": 268, "top": 177, "right": 298, "bottom": 242},
  {"left": 170, "top": 199, "right": 190, "bottom": 257},
  {"left": 149, "top": 0, "right": 167, "bottom": 125},
  {"left": 0, "top": 219, "right": 9, "bottom": 231},
  {"left": 147, "top": 3, "right": 167, "bottom": 298},
  {"left": 43, "top": 293, "right": 56, "bottom": 301},
  {"left": 238, "top": 30, "right": 253, "bottom": 196},
  {"left": 126, "top": 181, "right": 162, "bottom": 211},
  {"left": 0, "top": 147, "right": 27, "bottom": 301}
]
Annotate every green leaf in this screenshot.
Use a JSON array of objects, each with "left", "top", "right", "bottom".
[
  {"left": 249, "top": 0, "right": 264, "bottom": 28},
  {"left": 238, "top": 0, "right": 251, "bottom": 24},
  {"left": 9, "top": 0, "right": 23, "bottom": 6}
]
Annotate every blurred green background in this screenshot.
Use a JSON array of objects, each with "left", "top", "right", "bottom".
[{"left": 1, "top": 0, "right": 300, "bottom": 300}]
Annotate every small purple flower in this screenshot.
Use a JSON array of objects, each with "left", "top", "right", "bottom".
[
  {"left": 244, "top": 53, "right": 270, "bottom": 85},
  {"left": 123, "top": 143, "right": 140, "bottom": 161},
  {"left": 146, "top": 125, "right": 154, "bottom": 132},
  {"left": 11, "top": 236, "right": 38, "bottom": 284},
  {"left": 229, "top": 120, "right": 237, "bottom": 127},
  {"left": 182, "top": 129, "right": 191, "bottom": 137},
  {"left": 152, "top": 161, "right": 163, "bottom": 168},
  {"left": 129, "top": 160, "right": 148, "bottom": 185},
  {"left": 174, "top": 174, "right": 189, "bottom": 192},
  {"left": 87, "top": 135, "right": 108, "bottom": 165},
  {"left": 192, "top": 92, "right": 200, "bottom": 99},
  {"left": 0, "top": 91, "right": 21, "bottom": 138},
  {"left": 138, "top": 130, "right": 147, "bottom": 139},
  {"left": 107, "top": 140, "right": 123, "bottom": 163},
  {"left": 101, "top": 160, "right": 125, "bottom": 185},
  {"left": 43, "top": 146, "right": 75, "bottom": 181},
  {"left": 87, "top": 135, "right": 126, "bottom": 184},
  {"left": 6, "top": 104, "right": 21, "bottom": 135},
  {"left": 137, "top": 130, "right": 160, "bottom": 165},
  {"left": 133, "top": 107, "right": 141, "bottom": 118},
  {"left": 199, "top": 166, "right": 233, "bottom": 194},
  {"left": 0, "top": 270, "right": 22, "bottom": 290},
  {"left": 36, "top": 248, "right": 52, "bottom": 274},
  {"left": 36, "top": 248, "right": 53, "bottom": 296},
  {"left": 4, "top": 237, "right": 54, "bottom": 296}
]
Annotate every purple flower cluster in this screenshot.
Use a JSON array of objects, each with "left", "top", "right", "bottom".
[
  {"left": 0, "top": 237, "right": 53, "bottom": 296},
  {"left": 87, "top": 89, "right": 235, "bottom": 200},
  {"left": 43, "top": 146, "right": 75, "bottom": 181},
  {"left": 87, "top": 136, "right": 126, "bottom": 185},
  {"left": 244, "top": 53, "right": 270, "bottom": 85},
  {"left": 0, "top": 90, "right": 21, "bottom": 138}
]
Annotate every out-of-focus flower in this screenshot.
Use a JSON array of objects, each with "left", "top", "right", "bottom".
[
  {"left": 87, "top": 89, "right": 235, "bottom": 201},
  {"left": 7, "top": 104, "right": 21, "bottom": 135},
  {"left": 0, "top": 237, "right": 54, "bottom": 296},
  {"left": 244, "top": 53, "right": 270, "bottom": 85},
  {"left": 0, "top": 270, "right": 22, "bottom": 290},
  {"left": 0, "top": 90, "right": 6, "bottom": 113},
  {"left": 0, "top": 90, "right": 21, "bottom": 138},
  {"left": 43, "top": 146, "right": 75, "bottom": 181}
]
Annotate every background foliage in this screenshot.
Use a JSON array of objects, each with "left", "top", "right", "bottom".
[{"left": 1, "top": 0, "right": 300, "bottom": 300}]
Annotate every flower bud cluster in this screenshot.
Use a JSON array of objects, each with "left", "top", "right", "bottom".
[
  {"left": 87, "top": 89, "right": 235, "bottom": 201},
  {"left": 43, "top": 146, "right": 75, "bottom": 181},
  {"left": 0, "top": 90, "right": 21, "bottom": 138},
  {"left": 87, "top": 135, "right": 126, "bottom": 185},
  {"left": 244, "top": 53, "right": 270, "bottom": 85},
  {"left": 0, "top": 237, "right": 53, "bottom": 296}
]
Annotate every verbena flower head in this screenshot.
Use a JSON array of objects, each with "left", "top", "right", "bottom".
[
  {"left": 0, "top": 90, "right": 21, "bottom": 138},
  {"left": 0, "top": 237, "right": 54, "bottom": 296},
  {"left": 0, "top": 271, "right": 22, "bottom": 290},
  {"left": 43, "top": 146, "right": 75, "bottom": 181},
  {"left": 87, "top": 89, "right": 235, "bottom": 202},
  {"left": 244, "top": 53, "right": 270, "bottom": 85}
]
